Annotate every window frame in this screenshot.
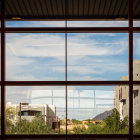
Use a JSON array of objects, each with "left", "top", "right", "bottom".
[{"left": 1, "top": 0, "right": 139, "bottom": 139}]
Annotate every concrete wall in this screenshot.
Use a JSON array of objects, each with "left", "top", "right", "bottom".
[
  {"left": 114, "top": 85, "right": 129, "bottom": 120},
  {"left": 114, "top": 60, "right": 140, "bottom": 123},
  {"left": 133, "top": 86, "right": 140, "bottom": 122}
]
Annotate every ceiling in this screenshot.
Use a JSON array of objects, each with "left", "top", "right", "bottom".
[{"left": 3, "top": 0, "right": 140, "bottom": 20}]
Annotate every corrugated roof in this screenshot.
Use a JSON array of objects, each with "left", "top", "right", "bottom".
[{"left": 3, "top": 0, "right": 140, "bottom": 20}]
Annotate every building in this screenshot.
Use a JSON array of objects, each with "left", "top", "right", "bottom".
[
  {"left": 114, "top": 60, "right": 140, "bottom": 123},
  {"left": 6, "top": 103, "right": 57, "bottom": 127}
]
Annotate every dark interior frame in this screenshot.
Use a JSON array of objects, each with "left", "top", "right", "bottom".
[{"left": 1, "top": 0, "right": 140, "bottom": 139}]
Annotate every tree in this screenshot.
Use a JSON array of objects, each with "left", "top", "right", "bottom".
[
  {"left": 5, "top": 106, "right": 17, "bottom": 134},
  {"left": 72, "top": 126, "right": 86, "bottom": 134},
  {"left": 14, "top": 114, "right": 54, "bottom": 134},
  {"left": 104, "top": 108, "right": 120, "bottom": 133},
  {"left": 120, "top": 116, "right": 128, "bottom": 130}
]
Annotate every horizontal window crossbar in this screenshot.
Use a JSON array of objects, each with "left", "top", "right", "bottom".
[
  {"left": 0, "top": 27, "right": 139, "bottom": 33},
  {"left": 1, "top": 81, "right": 140, "bottom": 86},
  {"left": 2, "top": 81, "right": 131, "bottom": 86},
  {"left": 5, "top": 27, "right": 130, "bottom": 33}
]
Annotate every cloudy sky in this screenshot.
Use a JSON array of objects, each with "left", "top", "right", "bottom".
[
  {"left": 5, "top": 20, "right": 140, "bottom": 120},
  {"left": 5, "top": 21, "right": 135, "bottom": 81}
]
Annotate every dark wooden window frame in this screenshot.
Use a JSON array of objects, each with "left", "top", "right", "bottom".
[{"left": 1, "top": 0, "right": 140, "bottom": 139}]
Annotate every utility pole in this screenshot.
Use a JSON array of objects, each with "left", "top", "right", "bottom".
[
  {"left": 19, "top": 103, "right": 21, "bottom": 134},
  {"left": 19, "top": 103, "right": 29, "bottom": 134}
]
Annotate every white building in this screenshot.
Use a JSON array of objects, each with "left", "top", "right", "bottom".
[{"left": 6, "top": 103, "right": 56, "bottom": 127}]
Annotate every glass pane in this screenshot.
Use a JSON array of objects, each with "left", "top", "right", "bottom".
[
  {"left": 133, "top": 21, "right": 140, "bottom": 27},
  {"left": 133, "top": 33, "right": 140, "bottom": 81},
  {"left": 133, "top": 85, "right": 140, "bottom": 134},
  {"left": 68, "top": 21, "right": 128, "bottom": 27},
  {"left": 6, "top": 21, "right": 65, "bottom": 27},
  {"left": 67, "top": 86, "right": 129, "bottom": 134},
  {"left": 6, "top": 86, "right": 66, "bottom": 134},
  {"left": 6, "top": 33, "right": 65, "bottom": 81},
  {"left": 68, "top": 33, "right": 129, "bottom": 81}
]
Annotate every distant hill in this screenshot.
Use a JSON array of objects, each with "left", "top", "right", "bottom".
[{"left": 93, "top": 109, "right": 113, "bottom": 120}]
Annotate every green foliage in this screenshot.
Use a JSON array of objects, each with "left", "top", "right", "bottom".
[
  {"left": 60, "top": 128, "right": 66, "bottom": 134},
  {"left": 5, "top": 106, "right": 17, "bottom": 134},
  {"left": 120, "top": 116, "right": 128, "bottom": 129},
  {"left": 72, "top": 126, "right": 86, "bottom": 134},
  {"left": 14, "top": 114, "right": 55, "bottom": 134},
  {"left": 134, "top": 120, "right": 140, "bottom": 134},
  {"left": 85, "top": 124, "right": 103, "bottom": 134},
  {"left": 13, "top": 119, "right": 30, "bottom": 134},
  {"left": 104, "top": 108, "right": 120, "bottom": 133},
  {"left": 71, "top": 119, "right": 81, "bottom": 124},
  {"left": 104, "top": 109, "right": 129, "bottom": 134}
]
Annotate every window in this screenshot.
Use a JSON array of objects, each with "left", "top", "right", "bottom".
[
  {"left": 19, "top": 110, "right": 42, "bottom": 116},
  {"left": 134, "top": 90, "right": 138, "bottom": 98},
  {"left": 0, "top": 0, "right": 139, "bottom": 139}
]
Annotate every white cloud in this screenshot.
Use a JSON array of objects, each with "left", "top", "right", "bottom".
[
  {"left": 68, "top": 34, "right": 128, "bottom": 56},
  {"left": 6, "top": 34, "right": 65, "bottom": 58},
  {"left": 53, "top": 61, "right": 128, "bottom": 76},
  {"left": 6, "top": 33, "right": 128, "bottom": 58}
]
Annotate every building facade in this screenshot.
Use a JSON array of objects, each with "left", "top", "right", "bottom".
[{"left": 114, "top": 60, "right": 140, "bottom": 123}]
